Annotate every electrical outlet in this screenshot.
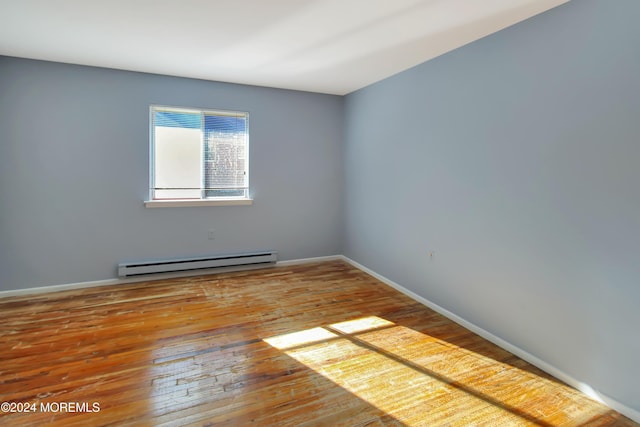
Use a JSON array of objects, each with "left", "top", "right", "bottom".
[{"left": 208, "top": 229, "right": 215, "bottom": 240}]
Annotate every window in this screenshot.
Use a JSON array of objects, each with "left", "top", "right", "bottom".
[{"left": 146, "top": 105, "right": 251, "bottom": 207}]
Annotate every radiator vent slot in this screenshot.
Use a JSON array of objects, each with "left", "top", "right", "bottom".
[{"left": 118, "top": 251, "right": 277, "bottom": 277}]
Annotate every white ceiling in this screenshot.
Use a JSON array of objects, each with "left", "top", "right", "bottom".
[{"left": 0, "top": 0, "right": 569, "bottom": 95}]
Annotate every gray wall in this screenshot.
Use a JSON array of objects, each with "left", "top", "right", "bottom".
[
  {"left": 0, "top": 57, "right": 343, "bottom": 290},
  {"left": 344, "top": 0, "right": 639, "bottom": 415}
]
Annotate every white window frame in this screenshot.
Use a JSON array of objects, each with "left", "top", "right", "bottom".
[{"left": 145, "top": 105, "right": 252, "bottom": 208}]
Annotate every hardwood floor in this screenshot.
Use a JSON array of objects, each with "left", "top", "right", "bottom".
[{"left": 0, "top": 260, "right": 637, "bottom": 426}]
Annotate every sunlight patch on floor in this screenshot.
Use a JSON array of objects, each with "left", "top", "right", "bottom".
[
  {"left": 264, "top": 316, "right": 613, "bottom": 426},
  {"left": 263, "top": 326, "right": 338, "bottom": 350},
  {"left": 329, "top": 316, "right": 395, "bottom": 334}
]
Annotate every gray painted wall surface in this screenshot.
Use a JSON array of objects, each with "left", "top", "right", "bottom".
[
  {"left": 0, "top": 57, "right": 343, "bottom": 290},
  {"left": 344, "top": 0, "right": 639, "bottom": 414}
]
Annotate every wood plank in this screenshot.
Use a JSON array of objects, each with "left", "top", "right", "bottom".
[{"left": 0, "top": 260, "right": 637, "bottom": 426}]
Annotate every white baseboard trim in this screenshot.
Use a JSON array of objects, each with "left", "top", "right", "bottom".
[
  {"left": 340, "top": 255, "right": 640, "bottom": 424},
  {"left": 0, "top": 254, "right": 345, "bottom": 299},
  {"left": 276, "top": 255, "right": 344, "bottom": 267},
  {"left": 0, "top": 277, "right": 127, "bottom": 299},
  {"left": 0, "top": 272, "right": 203, "bottom": 298}
]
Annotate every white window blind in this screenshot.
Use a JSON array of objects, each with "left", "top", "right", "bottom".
[{"left": 151, "top": 106, "right": 249, "bottom": 200}]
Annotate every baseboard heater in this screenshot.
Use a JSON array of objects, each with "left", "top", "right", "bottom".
[{"left": 118, "top": 251, "right": 277, "bottom": 277}]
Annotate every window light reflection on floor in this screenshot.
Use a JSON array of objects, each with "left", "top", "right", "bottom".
[
  {"left": 263, "top": 326, "right": 338, "bottom": 350},
  {"left": 263, "top": 316, "right": 615, "bottom": 426}
]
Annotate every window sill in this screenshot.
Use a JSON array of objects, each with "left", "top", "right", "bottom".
[{"left": 144, "top": 198, "right": 253, "bottom": 208}]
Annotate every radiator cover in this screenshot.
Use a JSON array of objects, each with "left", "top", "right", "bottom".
[{"left": 118, "top": 251, "right": 277, "bottom": 277}]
